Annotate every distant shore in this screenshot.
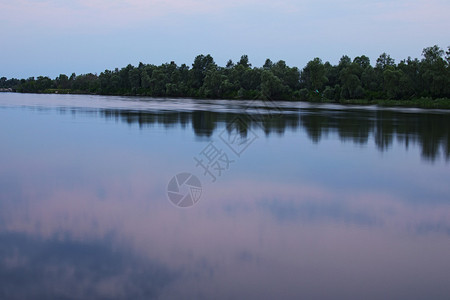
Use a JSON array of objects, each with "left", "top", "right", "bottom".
[
  {"left": 2, "top": 45, "right": 449, "bottom": 107},
  {"left": 327, "top": 98, "right": 450, "bottom": 109}
]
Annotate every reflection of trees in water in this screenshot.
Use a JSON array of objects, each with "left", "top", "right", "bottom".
[
  {"left": 302, "top": 110, "right": 450, "bottom": 162},
  {"left": 385, "top": 111, "right": 450, "bottom": 162},
  {"left": 96, "top": 108, "right": 450, "bottom": 162},
  {"left": 338, "top": 113, "right": 371, "bottom": 145},
  {"left": 374, "top": 111, "right": 395, "bottom": 151},
  {"left": 416, "top": 114, "right": 450, "bottom": 162},
  {"left": 192, "top": 111, "right": 217, "bottom": 137},
  {"left": 298, "top": 111, "right": 331, "bottom": 143}
]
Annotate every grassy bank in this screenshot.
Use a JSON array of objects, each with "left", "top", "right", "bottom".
[{"left": 329, "top": 98, "right": 450, "bottom": 109}]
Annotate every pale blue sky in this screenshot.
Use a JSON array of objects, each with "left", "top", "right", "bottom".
[{"left": 1, "top": 0, "right": 449, "bottom": 78}]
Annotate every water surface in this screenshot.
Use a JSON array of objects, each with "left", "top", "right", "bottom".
[{"left": 0, "top": 93, "right": 449, "bottom": 299}]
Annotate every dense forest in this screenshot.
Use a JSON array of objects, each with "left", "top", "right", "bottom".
[{"left": 1, "top": 45, "right": 449, "bottom": 102}]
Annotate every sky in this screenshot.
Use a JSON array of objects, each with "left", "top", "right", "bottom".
[{"left": 0, "top": 0, "right": 449, "bottom": 78}]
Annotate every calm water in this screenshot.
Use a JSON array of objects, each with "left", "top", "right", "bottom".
[{"left": 0, "top": 93, "right": 449, "bottom": 299}]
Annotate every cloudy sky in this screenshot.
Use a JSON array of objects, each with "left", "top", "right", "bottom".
[{"left": 1, "top": 0, "right": 449, "bottom": 78}]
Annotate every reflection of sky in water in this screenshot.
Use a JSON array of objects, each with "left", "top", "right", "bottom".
[
  {"left": 0, "top": 232, "right": 176, "bottom": 299},
  {"left": 0, "top": 94, "right": 449, "bottom": 299}
]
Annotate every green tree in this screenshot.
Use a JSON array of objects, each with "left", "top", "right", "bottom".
[
  {"left": 301, "top": 58, "right": 328, "bottom": 93},
  {"left": 338, "top": 55, "right": 352, "bottom": 71},
  {"left": 237, "top": 55, "right": 251, "bottom": 68},
  {"left": 263, "top": 59, "right": 273, "bottom": 70},
  {"left": 271, "top": 60, "right": 300, "bottom": 91},
  {"left": 383, "top": 68, "right": 403, "bottom": 99},
  {"left": 56, "top": 74, "right": 70, "bottom": 90},
  {"left": 261, "top": 70, "right": 287, "bottom": 99},
  {"left": 141, "top": 68, "right": 151, "bottom": 90},
  {"left": 339, "top": 60, "right": 367, "bottom": 99},
  {"left": 445, "top": 46, "right": 450, "bottom": 64},
  {"left": 420, "top": 45, "right": 448, "bottom": 98},
  {"left": 397, "top": 57, "right": 420, "bottom": 98},
  {"left": 353, "top": 55, "right": 371, "bottom": 69},
  {"left": 376, "top": 53, "right": 395, "bottom": 71},
  {"left": 150, "top": 68, "right": 169, "bottom": 96},
  {"left": 340, "top": 70, "right": 362, "bottom": 99},
  {"left": 361, "top": 66, "right": 379, "bottom": 96},
  {"left": 324, "top": 61, "right": 339, "bottom": 88},
  {"left": 129, "top": 68, "right": 141, "bottom": 93},
  {"left": 190, "top": 54, "right": 216, "bottom": 89},
  {"left": 201, "top": 68, "right": 226, "bottom": 98},
  {"left": 35, "top": 76, "right": 52, "bottom": 91}
]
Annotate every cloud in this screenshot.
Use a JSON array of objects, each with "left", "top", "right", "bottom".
[
  {"left": 0, "top": 232, "right": 176, "bottom": 300},
  {"left": 0, "top": 0, "right": 304, "bottom": 32},
  {"left": 1, "top": 0, "right": 449, "bottom": 79}
]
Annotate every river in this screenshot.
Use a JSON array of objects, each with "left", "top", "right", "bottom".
[{"left": 0, "top": 93, "right": 449, "bottom": 299}]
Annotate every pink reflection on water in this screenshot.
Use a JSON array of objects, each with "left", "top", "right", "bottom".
[{"left": 2, "top": 166, "right": 450, "bottom": 298}]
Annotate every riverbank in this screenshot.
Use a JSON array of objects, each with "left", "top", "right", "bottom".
[
  {"left": 335, "top": 98, "right": 450, "bottom": 109},
  {"left": 4, "top": 90, "right": 450, "bottom": 109}
]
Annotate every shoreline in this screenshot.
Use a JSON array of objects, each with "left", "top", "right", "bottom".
[
  {"left": 326, "top": 98, "right": 450, "bottom": 109},
  {"left": 3, "top": 91, "right": 450, "bottom": 110}
]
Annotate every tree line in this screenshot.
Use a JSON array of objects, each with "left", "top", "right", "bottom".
[{"left": 1, "top": 45, "right": 449, "bottom": 101}]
